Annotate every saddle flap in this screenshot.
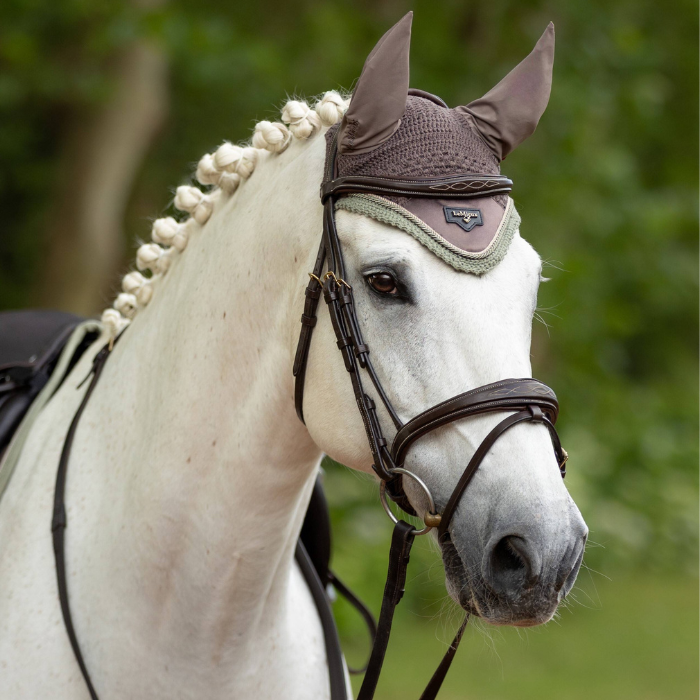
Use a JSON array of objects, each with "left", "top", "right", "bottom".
[
  {"left": 0, "top": 310, "right": 89, "bottom": 458},
  {"left": 0, "top": 310, "right": 84, "bottom": 387},
  {"left": 300, "top": 476, "right": 332, "bottom": 588}
]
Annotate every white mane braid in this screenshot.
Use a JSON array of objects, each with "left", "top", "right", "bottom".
[{"left": 103, "top": 91, "right": 349, "bottom": 337}]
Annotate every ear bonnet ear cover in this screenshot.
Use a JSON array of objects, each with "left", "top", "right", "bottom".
[{"left": 326, "top": 17, "right": 555, "bottom": 274}]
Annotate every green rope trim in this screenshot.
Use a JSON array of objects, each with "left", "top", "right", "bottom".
[{"left": 335, "top": 194, "right": 520, "bottom": 275}]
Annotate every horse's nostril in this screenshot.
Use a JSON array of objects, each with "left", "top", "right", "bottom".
[
  {"left": 487, "top": 535, "right": 537, "bottom": 594},
  {"left": 494, "top": 536, "right": 526, "bottom": 572}
]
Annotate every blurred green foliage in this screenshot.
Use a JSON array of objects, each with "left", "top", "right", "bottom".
[
  {"left": 338, "top": 569, "right": 698, "bottom": 699},
  {"left": 324, "top": 463, "right": 699, "bottom": 699},
  {"left": 0, "top": 0, "right": 697, "bottom": 694}
]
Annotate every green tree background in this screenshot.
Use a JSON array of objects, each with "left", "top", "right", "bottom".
[{"left": 1, "top": 1, "right": 697, "bottom": 698}]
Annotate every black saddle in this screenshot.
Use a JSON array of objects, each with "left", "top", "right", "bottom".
[{"left": 0, "top": 310, "right": 89, "bottom": 458}]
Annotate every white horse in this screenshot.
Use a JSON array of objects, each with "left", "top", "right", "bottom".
[{"left": 0, "top": 24, "right": 587, "bottom": 700}]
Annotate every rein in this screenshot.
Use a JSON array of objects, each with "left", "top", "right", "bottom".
[
  {"left": 52, "top": 342, "right": 113, "bottom": 700},
  {"left": 291, "top": 136, "right": 568, "bottom": 699}
]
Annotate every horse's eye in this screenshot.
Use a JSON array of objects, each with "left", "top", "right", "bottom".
[{"left": 366, "top": 272, "right": 398, "bottom": 296}]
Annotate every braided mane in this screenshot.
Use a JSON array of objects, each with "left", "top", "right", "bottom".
[{"left": 101, "top": 91, "right": 350, "bottom": 338}]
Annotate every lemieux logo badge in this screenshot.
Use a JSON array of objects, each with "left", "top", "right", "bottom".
[{"left": 443, "top": 206, "right": 483, "bottom": 232}]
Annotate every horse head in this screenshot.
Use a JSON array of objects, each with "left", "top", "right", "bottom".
[{"left": 302, "top": 13, "right": 587, "bottom": 627}]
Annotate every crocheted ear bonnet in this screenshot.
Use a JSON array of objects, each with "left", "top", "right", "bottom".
[{"left": 326, "top": 13, "right": 555, "bottom": 275}]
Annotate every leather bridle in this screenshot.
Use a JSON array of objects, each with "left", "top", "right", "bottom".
[
  {"left": 292, "top": 135, "right": 569, "bottom": 699},
  {"left": 50, "top": 136, "right": 569, "bottom": 700}
]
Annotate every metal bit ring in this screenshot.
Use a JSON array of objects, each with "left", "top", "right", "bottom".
[{"left": 379, "top": 467, "right": 441, "bottom": 536}]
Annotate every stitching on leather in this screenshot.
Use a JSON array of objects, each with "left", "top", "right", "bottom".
[
  {"left": 394, "top": 402, "right": 524, "bottom": 458},
  {"left": 393, "top": 404, "right": 556, "bottom": 462},
  {"left": 331, "top": 175, "right": 508, "bottom": 185},
  {"left": 329, "top": 185, "right": 511, "bottom": 199},
  {"left": 402, "top": 379, "right": 553, "bottom": 424},
  {"left": 392, "top": 382, "right": 558, "bottom": 459}
]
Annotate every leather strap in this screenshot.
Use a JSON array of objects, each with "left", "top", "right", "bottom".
[
  {"left": 295, "top": 542, "right": 349, "bottom": 700},
  {"left": 357, "top": 521, "right": 415, "bottom": 700},
  {"left": 320, "top": 199, "right": 399, "bottom": 482},
  {"left": 293, "top": 238, "right": 326, "bottom": 423},
  {"left": 391, "top": 378, "right": 560, "bottom": 466},
  {"left": 52, "top": 342, "right": 113, "bottom": 700},
  {"left": 328, "top": 570, "right": 378, "bottom": 675},
  {"left": 321, "top": 174, "right": 513, "bottom": 202},
  {"left": 437, "top": 408, "right": 554, "bottom": 540},
  {"left": 356, "top": 521, "right": 469, "bottom": 700},
  {"left": 418, "top": 615, "right": 469, "bottom": 700}
]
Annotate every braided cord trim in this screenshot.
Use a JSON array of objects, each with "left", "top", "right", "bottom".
[{"left": 335, "top": 194, "right": 520, "bottom": 275}]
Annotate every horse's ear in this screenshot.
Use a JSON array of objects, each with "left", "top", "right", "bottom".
[
  {"left": 456, "top": 23, "right": 555, "bottom": 161},
  {"left": 338, "top": 12, "right": 412, "bottom": 155}
]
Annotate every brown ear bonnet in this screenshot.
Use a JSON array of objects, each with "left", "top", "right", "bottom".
[{"left": 327, "top": 13, "right": 555, "bottom": 274}]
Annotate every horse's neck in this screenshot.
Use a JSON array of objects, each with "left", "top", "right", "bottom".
[{"left": 77, "top": 137, "right": 326, "bottom": 663}]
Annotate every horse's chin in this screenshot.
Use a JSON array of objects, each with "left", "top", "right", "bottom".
[{"left": 440, "top": 537, "right": 563, "bottom": 627}]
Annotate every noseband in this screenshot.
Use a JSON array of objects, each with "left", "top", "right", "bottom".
[{"left": 292, "top": 136, "right": 568, "bottom": 699}]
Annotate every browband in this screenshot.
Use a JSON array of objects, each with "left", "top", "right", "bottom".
[{"left": 321, "top": 174, "right": 513, "bottom": 202}]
